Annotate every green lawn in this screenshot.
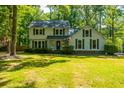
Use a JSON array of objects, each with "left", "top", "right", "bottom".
[{"left": 0, "top": 53, "right": 124, "bottom": 88}]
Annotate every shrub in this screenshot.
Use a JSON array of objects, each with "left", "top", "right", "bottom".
[
  {"left": 16, "top": 45, "right": 27, "bottom": 51},
  {"left": 104, "top": 44, "right": 118, "bottom": 55},
  {"left": 0, "top": 46, "right": 7, "bottom": 51},
  {"left": 61, "top": 45, "right": 74, "bottom": 54},
  {"left": 24, "top": 48, "right": 52, "bottom": 53}
]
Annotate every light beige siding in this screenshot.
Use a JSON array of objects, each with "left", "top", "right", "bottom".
[{"left": 69, "top": 26, "right": 105, "bottom": 51}]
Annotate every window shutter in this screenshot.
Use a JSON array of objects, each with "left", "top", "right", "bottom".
[
  {"left": 82, "top": 39, "right": 84, "bottom": 49},
  {"left": 53, "top": 28, "right": 55, "bottom": 35},
  {"left": 63, "top": 29, "right": 65, "bottom": 35},
  {"left": 90, "top": 39, "right": 92, "bottom": 49},
  {"left": 97, "top": 39, "right": 99, "bottom": 49},
  {"left": 75, "top": 39, "right": 77, "bottom": 49}
]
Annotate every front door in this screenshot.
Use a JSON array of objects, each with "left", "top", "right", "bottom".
[{"left": 56, "top": 41, "right": 61, "bottom": 50}]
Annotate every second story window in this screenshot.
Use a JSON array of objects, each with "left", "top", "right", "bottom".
[
  {"left": 86, "top": 30, "right": 89, "bottom": 37},
  {"left": 40, "top": 29, "right": 42, "bottom": 34},
  {"left": 56, "top": 30, "right": 58, "bottom": 35},
  {"left": 60, "top": 30, "right": 63, "bottom": 35},
  {"left": 36, "top": 29, "right": 38, "bottom": 35}
]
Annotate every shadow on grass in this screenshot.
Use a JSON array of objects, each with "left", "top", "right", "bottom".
[
  {"left": 0, "top": 58, "right": 69, "bottom": 72},
  {"left": 0, "top": 76, "right": 12, "bottom": 87}
]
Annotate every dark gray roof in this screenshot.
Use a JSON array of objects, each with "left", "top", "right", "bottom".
[
  {"left": 47, "top": 36, "right": 69, "bottom": 39},
  {"left": 29, "top": 20, "right": 70, "bottom": 28}
]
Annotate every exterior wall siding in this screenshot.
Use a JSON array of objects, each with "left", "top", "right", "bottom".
[{"left": 69, "top": 26, "right": 105, "bottom": 51}]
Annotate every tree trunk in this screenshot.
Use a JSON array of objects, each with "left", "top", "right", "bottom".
[{"left": 10, "top": 5, "right": 17, "bottom": 56}]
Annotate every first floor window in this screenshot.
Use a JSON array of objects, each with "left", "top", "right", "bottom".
[
  {"left": 42, "top": 41, "right": 45, "bottom": 48},
  {"left": 38, "top": 41, "right": 41, "bottom": 48},
  {"left": 93, "top": 40, "right": 96, "bottom": 49},
  {"left": 35, "top": 41, "right": 37, "bottom": 48},
  {"left": 78, "top": 40, "right": 81, "bottom": 49}
]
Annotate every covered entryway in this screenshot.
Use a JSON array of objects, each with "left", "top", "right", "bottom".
[{"left": 56, "top": 41, "right": 61, "bottom": 50}]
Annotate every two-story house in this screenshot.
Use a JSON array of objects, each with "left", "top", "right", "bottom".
[{"left": 29, "top": 20, "right": 105, "bottom": 52}]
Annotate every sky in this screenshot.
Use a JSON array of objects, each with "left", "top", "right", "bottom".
[{"left": 40, "top": 5, "right": 49, "bottom": 13}]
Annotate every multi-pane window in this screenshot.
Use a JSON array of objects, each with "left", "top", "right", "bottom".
[
  {"left": 75, "top": 39, "right": 85, "bottom": 49},
  {"left": 53, "top": 29, "right": 65, "bottom": 36},
  {"left": 56, "top": 30, "right": 58, "bottom": 35},
  {"left": 33, "top": 40, "right": 47, "bottom": 48},
  {"left": 85, "top": 30, "right": 89, "bottom": 37},
  {"left": 36, "top": 29, "right": 38, "bottom": 35},
  {"left": 33, "top": 28, "right": 45, "bottom": 35},
  {"left": 78, "top": 40, "right": 81, "bottom": 49},
  {"left": 82, "top": 29, "right": 92, "bottom": 37},
  {"left": 34, "top": 41, "right": 37, "bottom": 48},
  {"left": 38, "top": 41, "right": 41, "bottom": 48},
  {"left": 60, "top": 30, "right": 63, "bottom": 35},
  {"left": 93, "top": 40, "right": 96, "bottom": 49}
]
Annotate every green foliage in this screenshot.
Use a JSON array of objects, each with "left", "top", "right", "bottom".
[
  {"left": 24, "top": 48, "right": 52, "bottom": 53},
  {"left": 0, "top": 46, "right": 7, "bottom": 51},
  {"left": 61, "top": 45, "right": 74, "bottom": 54},
  {"left": 104, "top": 44, "right": 118, "bottom": 55},
  {"left": 115, "top": 37, "right": 123, "bottom": 52},
  {"left": 105, "top": 37, "right": 123, "bottom": 54}
]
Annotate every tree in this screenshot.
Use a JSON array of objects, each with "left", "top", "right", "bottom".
[{"left": 10, "top": 5, "right": 17, "bottom": 56}]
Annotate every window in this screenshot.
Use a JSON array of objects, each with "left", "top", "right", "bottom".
[
  {"left": 86, "top": 30, "right": 89, "bottom": 37},
  {"left": 34, "top": 41, "right": 37, "bottom": 48},
  {"left": 78, "top": 40, "right": 81, "bottom": 49},
  {"left": 42, "top": 41, "right": 45, "bottom": 48},
  {"left": 33, "top": 28, "right": 35, "bottom": 35},
  {"left": 38, "top": 41, "right": 41, "bottom": 48},
  {"left": 82, "top": 39, "right": 85, "bottom": 49},
  {"left": 63, "top": 29, "right": 65, "bottom": 35},
  {"left": 90, "top": 39, "right": 92, "bottom": 49},
  {"left": 82, "top": 29, "right": 85, "bottom": 37},
  {"left": 36, "top": 29, "right": 38, "bottom": 35},
  {"left": 93, "top": 40, "right": 96, "bottom": 49},
  {"left": 97, "top": 39, "right": 99, "bottom": 49},
  {"left": 56, "top": 30, "right": 58, "bottom": 35},
  {"left": 75, "top": 39, "right": 77, "bottom": 49},
  {"left": 40, "top": 29, "right": 42, "bottom": 34},
  {"left": 60, "top": 30, "right": 63, "bottom": 35},
  {"left": 90, "top": 29, "right": 92, "bottom": 37}
]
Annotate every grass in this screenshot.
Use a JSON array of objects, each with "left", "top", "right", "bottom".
[{"left": 0, "top": 52, "right": 124, "bottom": 88}]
